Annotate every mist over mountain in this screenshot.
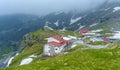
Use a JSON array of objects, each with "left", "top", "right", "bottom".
[
  {"left": 0, "top": 0, "right": 109, "bottom": 15},
  {"left": 0, "top": 0, "right": 120, "bottom": 68}
]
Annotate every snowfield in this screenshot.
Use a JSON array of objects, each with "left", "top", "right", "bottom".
[
  {"left": 70, "top": 17, "right": 82, "bottom": 25},
  {"left": 6, "top": 52, "right": 19, "bottom": 67},
  {"left": 20, "top": 58, "right": 33, "bottom": 65},
  {"left": 20, "top": 55, "right": 37, "bottom": 65},
  {"left": 90, "top": 23, "right": 99, "bottom": 27},
  {"left": 113, "top": 7, "right": 120, "bottom": 12},
  {"left": 91, "top": 29, "right": 103, "bottom": 33},
  {"left": 54, "top": 20, "right": 59, "bottom": 26},
  {"left": 71, "top": 44, "right": 77, "bottom": 48},
  {"left": 6, "top": 57, "right": 14, "bottom": 67}
]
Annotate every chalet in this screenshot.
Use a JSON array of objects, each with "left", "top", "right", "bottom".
[
  {"left": 44, "top": 36, "right": 69, "bottom": 56},
  {"left": 80, "top": 29, "right": 89, "bottom": 35},
  {"left": 107, "top": 37, "right": 120, "bottom": 43},
  {"left": 104, "top": 37, "right": 110, "bottom": 42},
  {"left": 105, "top": 31, "right": 120, "bottom": 42}
]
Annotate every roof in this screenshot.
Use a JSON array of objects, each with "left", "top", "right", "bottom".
[
  {"left": 104, "top": 37, "right": 110, "bottom": 42},
  {"left": 51, "top": 36, "right": 63, "bottom": 41},
  {"left": 48, "top": 35, "right": 69, "bottom": 47},
  {"left": 80, "top": 29, "right": 89, "bottom": 34},
  {"left": 48, "top": 41, "right": 66, "bottom": 47}
]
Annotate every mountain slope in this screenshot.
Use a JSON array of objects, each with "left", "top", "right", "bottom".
[
  {"left": 8, "top": 29, "right": 80, "bottom": 67},
  {"left": 2, "top": 46, "right": 120, "bottom": 70},
  {"left": 1, "top": 0, "right": 120, "bottom": 64},
  {"left": 0, "top": 14, "right": 44, "bottom": 59},
  {"left": 1, "top": 29, "right": 120, "bottom": 70}
]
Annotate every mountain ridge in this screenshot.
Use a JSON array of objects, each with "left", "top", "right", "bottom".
[{"left": 1, "top": 1, "right": 120, "bottom": 65}]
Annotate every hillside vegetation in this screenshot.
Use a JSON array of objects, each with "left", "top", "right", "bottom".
[
  {"left": 89, "top": 18, "right": 120, "bottom": 31},
  {"left": 0, "top": 29, "right": 120, "bottom": 70},
  {"left": 1, "top": 46, "right": 120, "bottom": 70},
  {"left": 7, "top": 29, "right": 80, "bottom": 67}
]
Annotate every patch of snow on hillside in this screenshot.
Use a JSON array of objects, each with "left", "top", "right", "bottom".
[
  {"left": 90, "top": 23, "right": 99, "bottom": 27},
  {"left": 71, "top": 44, "right": 77, "bottom": 48},
  {"left": 6, "top": 53, "right": 19, "bottom": 67},
  {"left": 20, "top": 58, "right": 33, "bottom": 65},
  {"left": 79, "top": 25, "right": 85, "bottom": 29},
  {"left": 54, "top": 20, "right": 59, "bottom": 26},
  {"left": 6, "top": 57, "right": 14, "bottom": 67},
  {"left": 29, "top": 55, "right": 37, "bottom": 58},
  {"left": 15, "top": 53, "right": 19, "bottom": 56},
  {"left": 75, "top": 25, "right": 85, "bottom": 32},
  {"left": 5, "top": 53, "right": 19, "bottom": 67},
  {"left": 70, "top": 17, "right": 82, "bottom": 25},
  {"left": 76, "top": 25, "right": 85, "bottom": 31},
  {"left": 91, "top": 29, "right": 103, "bottom": 33},
  {"left": 113, "top": 7, "right": 120, "bottom": 12},
  {"left": 20, "top": 55, "right": 37, "bottom": 65}
]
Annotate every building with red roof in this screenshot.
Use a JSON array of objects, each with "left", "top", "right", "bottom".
[
  {"left": 80, "top": 29, "right": 89, "bottom": 35},
  {"left": 104, "top": 37, "right": 110, "bottom": 42},
  {"left": 44, "top": 35, "right": 69, "bottom": 56}
]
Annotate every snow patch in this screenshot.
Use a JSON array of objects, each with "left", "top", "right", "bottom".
[
  {"left": 6, "top": 53, "right": 19, "bottom": 67},
  {"left": 90, "top": 23, "right": 99, "bottom": 27},
  {"left": 113, "top": 7, "right": 120, "bottom": 12},
  {"left": 64, "top": 52, "right": 68, "bottom": 54},
  {"left": 6, "top": 57, "right": 14, "bottom": 67},
  {"left": 75, "top": 25, "right": 85, "bottom": 32},
  {"left": 91, "top": 29, "right": 103, "bottom": 33},
  {"left": 20, "top": 55, "right": 37, "bottom": 65},
  {"left": 70, "top": 17, "right": 82, "bottom": 25},
  {"left": 54, "top": 20, "right": 59, "bottom": 26},
  {"left": 71, "top": 44, "right": 77, "bottom": 48},
  {"left": 29, "top": 55, "right": 37, "bottom": 58},
  {"left": 20, "top": 58, "right": 33, "bottom": 65},
  {"left": 79, "top": 25, "right": 85, "bottom": 29}
]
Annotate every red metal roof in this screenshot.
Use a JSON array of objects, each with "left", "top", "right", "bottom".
[
  {"left": 52, "top": 36, "right": 63, "bottom": 41},
  {"left": 104, "top": 37, "right": 110, "bottom": 42},
  {"left": 80, "top": 29, "right": 89, "bottom": 34},
  {"left": 48, "top": 41, "right": 66, "bottom": 47},
  {"left": 48, "top": 35, "right": 69, "bottom": 47}
]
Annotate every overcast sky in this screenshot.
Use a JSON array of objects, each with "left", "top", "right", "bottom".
[{"left": 0, "top": 0, "right": 112, "bottom": 15}]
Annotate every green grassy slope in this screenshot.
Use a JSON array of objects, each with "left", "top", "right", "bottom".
[
  {"left": 0, "top": 29, "right": 120, "bottom": 70},
  {"left": 6, "top": 29, "right": 81, "bottom": 67},
  {"left": 1, "top": 46, "right": 120, "bottom": 70}
]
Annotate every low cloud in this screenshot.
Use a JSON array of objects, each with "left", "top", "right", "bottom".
[{"left": 0, "top": 0, "right": 113, "bottom": 15}]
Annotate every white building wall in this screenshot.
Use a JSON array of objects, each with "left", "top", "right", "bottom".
[
  {"left": 44, "top": 44, "right": 66, "bottom": 56},
  {"left": 54, "top": 44, "right": 66, "bottom": 54},
  {"left": 44, "top": 44, "right": 51, "bottom": 56}
]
